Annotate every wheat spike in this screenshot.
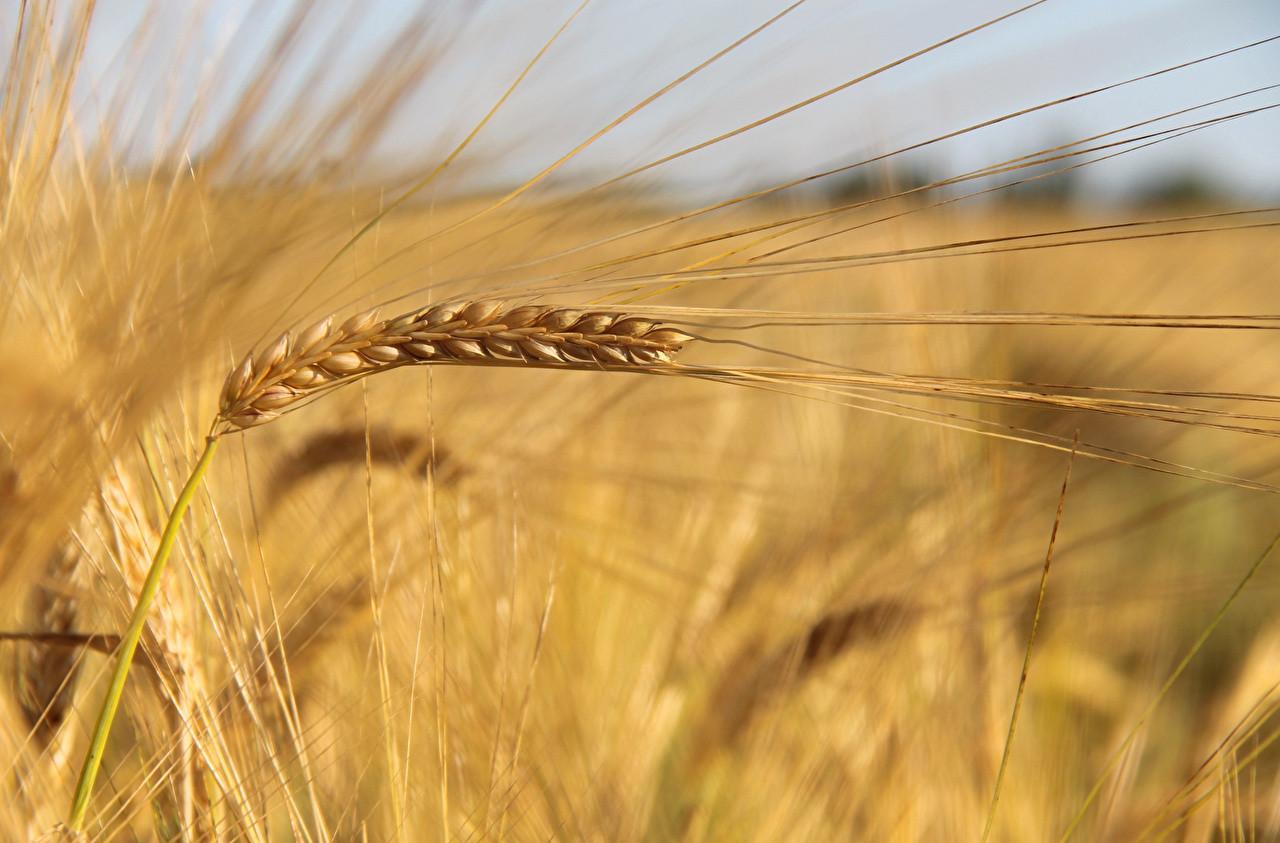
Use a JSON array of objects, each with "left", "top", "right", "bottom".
[
  {"left": 218, "top": 300, "right": 692, "bottom": 430},
  {"left": 19, "top": 543, "right": 85, "bottom": 746}
]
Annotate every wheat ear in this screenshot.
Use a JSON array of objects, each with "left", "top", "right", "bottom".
[
  {"left": 6, "top": 456, "right": 84, "bottom": 749},
  {"left": 68, "top": 298, "right": 691, "bottom": 830},
  {"left": 20, "top": 543, "right": 85, "bottom": 748},
  {"left": 217, "top": 299, "right": 691, "bottom": 430}
]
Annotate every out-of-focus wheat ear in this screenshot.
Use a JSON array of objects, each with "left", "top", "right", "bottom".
[
  {"left": 216, "top": 299, "right": 693, "bottom": 431},
  {"left": 8, "top": 453, "right": 90, "bottom": 837},
  {"left": 18, "top": 539, "right": 88, "bottom": 747},
  {"left": 263, "top": 425, "right": 466, "bottom": 522},
  {"left": 691, "top": 601, "right": 921, "bottom": 772},
  {"left": 712, "top": 599, "right": 918, "bottom": 747},
  {"left": 654, "top": 599, "right": 920, "bottom": 837}
]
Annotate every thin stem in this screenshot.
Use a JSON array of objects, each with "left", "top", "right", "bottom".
[
  {"left": 982, "top": 438, "right": 1076, "bottom": 842},
  {"left": 67, "top": 435, "right": 220, "bottom": 831}
]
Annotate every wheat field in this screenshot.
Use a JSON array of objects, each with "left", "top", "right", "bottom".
[{"left": 4, "top": 2, "right": 1280, "bottom": 841}]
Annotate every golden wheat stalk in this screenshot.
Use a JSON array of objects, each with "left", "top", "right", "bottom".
[
  {"left": 68, "top": 297, "right": 693, "bottom": 830},
  {"left": 217, "top": 299, "right": 692, "bottom": 430}
]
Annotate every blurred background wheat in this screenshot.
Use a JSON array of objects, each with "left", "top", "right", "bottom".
[{"left": 3, "top": 1, "right": 1280, "bottom": 840}]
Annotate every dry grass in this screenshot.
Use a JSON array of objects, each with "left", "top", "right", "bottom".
[{"left": 5, "top": 2, "right": 1280, "bottom": 841}]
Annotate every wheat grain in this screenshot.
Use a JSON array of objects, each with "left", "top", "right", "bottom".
[{"left": 217, "top": 299, "right": 692, "bottom": 430}]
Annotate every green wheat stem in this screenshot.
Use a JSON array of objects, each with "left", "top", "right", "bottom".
[{"left": 67, "top": 435, "right": 220, "bottom": 831}]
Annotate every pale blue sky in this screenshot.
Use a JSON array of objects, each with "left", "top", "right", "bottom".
[{"left": 38, "top": 0, "right": 1280, "bottom": 202}]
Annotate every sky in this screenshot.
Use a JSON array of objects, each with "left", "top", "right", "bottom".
[{"left": 28, "top": 0, "right": 1280, "bottom": 203}]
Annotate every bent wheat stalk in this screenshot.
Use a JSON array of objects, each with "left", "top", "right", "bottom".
[{"left": 67, "top": 299, "right": 691, "bottom": 830}]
